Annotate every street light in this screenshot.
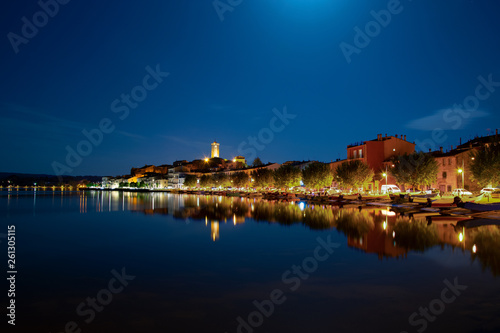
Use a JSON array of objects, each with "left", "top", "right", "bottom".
[{"left": 457, "top": 159, "right": 465, "bottom": 189}]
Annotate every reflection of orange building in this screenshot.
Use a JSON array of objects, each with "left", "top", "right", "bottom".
[{"left": 347, "top": 221, "right": 408, "bottom": 259}]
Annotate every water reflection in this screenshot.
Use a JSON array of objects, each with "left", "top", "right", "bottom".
[
  {"left": 75, "top": 192, "right": 500, "bottom": 273},
  {"left": 3, "top": 190, "right": 499, "bottom": 276}
]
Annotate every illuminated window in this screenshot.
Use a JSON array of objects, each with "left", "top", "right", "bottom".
[{"left": 359, "top": 149, "right": 363, "bottom": 158}]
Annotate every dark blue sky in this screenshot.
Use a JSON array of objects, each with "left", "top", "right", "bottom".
[{"left": 1, "top": 0, "right": 499, "bottom": 176}]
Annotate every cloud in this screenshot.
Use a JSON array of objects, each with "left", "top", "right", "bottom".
[{"left": 406, "top": 108, "right": 489, "bottom": 131}]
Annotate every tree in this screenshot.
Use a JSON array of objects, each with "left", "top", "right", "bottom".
[
  {"left": 251, "top": 168, "right": 275, "bottom": 188},
  {"left": 212, "top": 173, "right": 231, "bottom": 188},
  {"left": 184, "top": 174, "right": 198, "bottom": 188},
  {"left": 390, "top": 152, "right": 438, "bottom": 188},
  {"left": 274, "top": 165, "right": 301, "bottom": 188},
  {"left": 334, "top": 160, "right": 374, "bottom": 190},
  {"left": 469, "top": 144, "right": 500, "bottom": 187},
  {"left": 231, "top": 171, "right": 250, "bottom": 188},
  {"left": 252, "top": 157, "right": 263, "bottom": 167},
  {"left": 199, "top": 175, "right": 213, "bottom": 188},
  {"left": 302, "top": 162, "right": 333, "bottom": 190}
]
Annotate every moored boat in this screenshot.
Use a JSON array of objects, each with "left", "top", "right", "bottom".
[{"left": 463, "top": 202, "right": 500, "bottom": 212}]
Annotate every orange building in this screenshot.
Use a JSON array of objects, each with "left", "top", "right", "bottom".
[{"left": 331, "top": 134, "right": 416, "bottom": 192}]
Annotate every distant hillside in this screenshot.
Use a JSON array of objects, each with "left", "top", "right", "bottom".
[{"left": 0, "top": 172, "right": 102, "bottom": 186}]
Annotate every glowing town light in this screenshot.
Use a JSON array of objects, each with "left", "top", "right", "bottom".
[
  {"left": 472, "top": 244, "right": 477, "bottom": 253},
  {"left": 459, "top": 233, "right": 464, "bottom": 242},
  {"left": 233, "top": 158, "right": 236, "bottom": 162},
  {"left": 299, "top": 202, "right": 305, "bottom": 211},
  {"left": 204, "top": 158, "right": 209, "bottom": 162},
  {"left": 392, "top": 231, "right": 395, "bottom": 238},
  {"left": 383, "top": 221, "right": 387, "bottom": 230}
]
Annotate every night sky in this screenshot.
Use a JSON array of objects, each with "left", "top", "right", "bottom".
[{"left": 1, "top": 0, "right": 499, "bottom": 176}]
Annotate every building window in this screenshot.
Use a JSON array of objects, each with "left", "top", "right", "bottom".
[
  {"left": 442, "top": 172, "right": 447, "bottom": 179},
  {"left": 442, "top": 159, "right": 445, "bottom": 166},
  {"left": 359, "top": 149, "right": 363, "bottom": 158},
  {"left": 448, "top": 158, "right": 451, "bottom": 165},
  {"left": 353, "top": 150, "right": 357, "bottom": 159}
]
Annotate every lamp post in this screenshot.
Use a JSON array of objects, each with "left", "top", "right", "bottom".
[
  {"left": 382, "top": 166, "right": 387, "bottom": 194},
  {"left": 458, "top": 168, "right": 464, "bottom": 189},
  {"left": 458, "top": 158, "right": 465, "bottom": 189}
]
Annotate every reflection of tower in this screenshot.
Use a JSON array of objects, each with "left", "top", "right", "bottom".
[
  {"left": 211, "top": 221, "right": 219, "bottom": 241},
  {"left": 211, "top": 141, "right": 220, "bottom": 158}
]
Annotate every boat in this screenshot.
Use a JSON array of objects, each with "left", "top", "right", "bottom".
[{"left": 463, "top": 202, "right": 500, "bottom": 212}]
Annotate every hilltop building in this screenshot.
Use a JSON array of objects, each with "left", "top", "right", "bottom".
[{"left": 211, "top": 141, "right": 220, "bottom": 158}]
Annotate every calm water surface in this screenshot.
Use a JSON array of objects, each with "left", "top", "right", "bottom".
[{"left": 1, "top": 190, "right": 499, "bottom": 333}]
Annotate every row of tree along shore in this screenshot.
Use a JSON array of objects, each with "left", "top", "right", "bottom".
[{"left": 96, "top": 146, "right": 499, "bottom": 194}]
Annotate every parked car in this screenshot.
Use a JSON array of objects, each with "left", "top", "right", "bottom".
[
  {"left": 480, "top": 187, "right": 500, "bottom": 194},
  {"left": 381, "top": 185, "right": 401, "bottom": 194},
  {"left": 452, "top": 188, "right": 473, "bottom": 196},
  {"left": 425, "top": 188, "right": 440, "bottom": 195}
]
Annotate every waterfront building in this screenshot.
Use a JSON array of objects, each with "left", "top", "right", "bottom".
[
  {"left": 330, "top": 134, "right": 416, "bottom": 192},
  {"left": 430, "top": 130, "right": 499, "bottom": 193}
]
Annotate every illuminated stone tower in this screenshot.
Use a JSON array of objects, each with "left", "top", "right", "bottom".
[{"left": 211, "top": 141, "right": 220, "bottom": 158}]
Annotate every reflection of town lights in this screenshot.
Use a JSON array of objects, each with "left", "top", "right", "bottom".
[
  {"left": 381, "top": 209, "right": 396, "bottom": 216},
  {"left": 383, "top": 221, "right": 387, "bottom": 230},
  {"left": 472, "top": 244, "right": 477, "bottom": 253},
  {"left": 299, "top": 202, "right": 305, "bottom": 211},
  {"left": 392, "top": 231, "right": 395, "bottom": 238},
  {"left": 233, "top": 214, "right": 236, "bottom": 225},
  {"left": 459, "top": 233, "right": 463, "bottom": 242}
]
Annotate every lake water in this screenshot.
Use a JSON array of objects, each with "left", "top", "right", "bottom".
[{"left": 1, "top": 190, "right": 499, "bottom": 333}]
